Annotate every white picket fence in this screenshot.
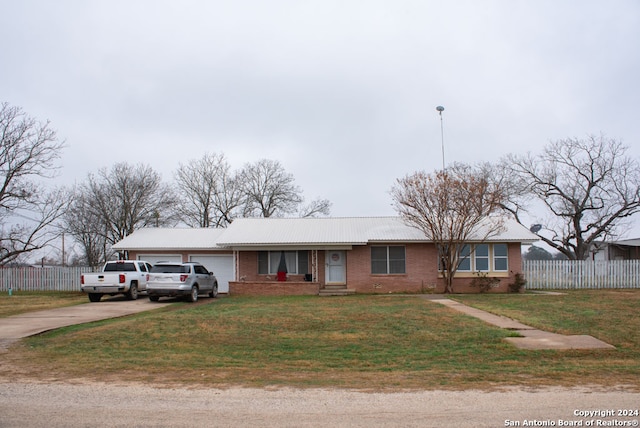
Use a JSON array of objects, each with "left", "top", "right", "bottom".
[
  {"left": 524, "top": 260, "right": 640, "bottom": 290},
  {"left": 0, "top": 266, "right": 93, "bottom": 292}
]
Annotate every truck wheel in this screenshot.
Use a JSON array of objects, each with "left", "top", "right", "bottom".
[
  {"left": 187, "top": 286, "right": 198, "bottom": 303},
  {"left": 149, "top": 296, "right": 160, "bottom": 302},
  {"left": 209, "top": 283, "right": 218, "bottom": 298},
  {"left": 127, "top": 283, "right": 138, "bottom": 300},
  {"left": 88, "top": 293, "right": 102, "bottom": 302}
]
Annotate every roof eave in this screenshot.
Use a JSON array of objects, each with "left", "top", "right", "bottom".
[{"left": 223, "top": 244, "right": 356, "bottom": 251}]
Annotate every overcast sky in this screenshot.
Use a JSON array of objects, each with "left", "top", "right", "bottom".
[{"left": 2, "top": 1, "right": 640, "bottom": 236}]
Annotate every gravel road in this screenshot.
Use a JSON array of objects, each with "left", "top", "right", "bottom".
[{"left": 1, "top": 382, "right": 638, "bottom": 427}]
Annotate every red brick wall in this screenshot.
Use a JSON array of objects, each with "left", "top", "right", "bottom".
[
  {"left": 229, "top": 281, "right": 319, "bottom": 296},
  {"left": 236, "top": 251, "right": 258, "bottom": 281},
  {"left": 345, "top": 243, "right": 439, "bottom": 293},
  {"left": 340, "top": 242, "right": 523, "bottom": 294}
]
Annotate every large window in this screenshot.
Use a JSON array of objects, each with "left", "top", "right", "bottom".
[
  {"left": 493, "top": 244, "right": 508, "bottom": 271},
  {"left": 452, "top": 244, "right": 509, "bottom": 272},
  {"left": 258, "top": 251, "right": 309, "bottom": 274},
  {"left": 475, "top": 244, "right": 489, "bottom": 271},
  {"left": 457, "top": 245, "right": 471, "bottom": 271},
  {"left": 371, "top": 246, "right": 406, "bottom": 274}
]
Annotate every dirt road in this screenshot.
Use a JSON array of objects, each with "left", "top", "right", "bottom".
[{"left": 0, "top": 382, "right": 638, "bottom": 427}]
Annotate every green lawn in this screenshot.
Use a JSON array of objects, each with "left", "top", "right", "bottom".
[
  {"left": 0, "top": 291, "right": 87, "bottom": 317},
  {"left": 1, "top": 291, "right": 638, "bottom": 390}
]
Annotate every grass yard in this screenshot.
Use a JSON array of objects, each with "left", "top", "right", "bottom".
[
  {"left": 0, "top": 291, "right": 87, "bottom": 317},
  {"left": 453, "top": 289, "right": 639, "bottom": 347},
  {"left": 0, "top": 291, "right": 638, "bottom": 390}
]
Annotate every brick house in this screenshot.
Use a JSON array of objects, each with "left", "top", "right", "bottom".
[
  {"left": 218, "top": 217, "right": 538, "bottom": 296},
  {"left": 113, "top": 216, "right": 538, "bottom": 295}
]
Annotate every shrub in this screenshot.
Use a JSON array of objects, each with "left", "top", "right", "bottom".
[
  {"left": 508, "top": 273, "right": 527, "bottom": 293},
  {"left": 470, "top": 272, "right": 500, "bottom": 293}
]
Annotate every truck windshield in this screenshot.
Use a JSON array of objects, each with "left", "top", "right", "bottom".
[
  {"left": 150, "top": 265, "right": 189, "bottom": 274},
  {"left": 103, "top": 262, "right": 136, "bottom": 272}
]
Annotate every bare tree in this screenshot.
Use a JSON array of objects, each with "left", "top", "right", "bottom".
[
  {"left": 63, "top": 189, "right": 111, "bottom": 268},
  {"left": 0, "top": 102, "right": 67, "bottom": 265},
  {"left": 298, "top": 198, "right": 332, "bottom": 218},
  {"left": 500, "top": 135, "right": 640, "bottom": 260},
  {"left": 215, "top": 169, "right": 245, "bottom": 225},
  {"left": 174, "top": 152, "right": 243, "bottom": 227},
  {"left": 391, "top": 163, "right": 505, "bottom": 293},
  {"left": 240, "top": 159, "right": 306, "bottom": 218},
  {"left": 66, "top": 163, "right": 176, "bottom": 262}
]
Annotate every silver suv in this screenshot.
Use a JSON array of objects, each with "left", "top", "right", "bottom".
[{"left": 147, "top": 262, "right": 218, "bottom": 303}]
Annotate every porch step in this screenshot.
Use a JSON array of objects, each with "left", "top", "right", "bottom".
[{"left": 318, "top": 285, "right": 356, "bottom": 297}]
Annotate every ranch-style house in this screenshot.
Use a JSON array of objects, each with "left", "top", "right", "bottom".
[{"left": 112, "top": 216, "right": 539, "bottom": 295}]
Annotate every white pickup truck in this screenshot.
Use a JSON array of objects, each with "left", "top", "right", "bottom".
[{"left": 81, "top": 260, "right": 153, "bottom": 302}]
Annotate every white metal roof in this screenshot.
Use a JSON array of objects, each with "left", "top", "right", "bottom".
[
  {"left": 112, "top": 217, "right": 539, "bottom": 251},
  {"left": 216, "top": 217, "right": 421, "bottom": 247},
  {"left": 112, "top": 228, "right": 227, "bottom": 251},
  {"left": 216, "top": 216, "right": 539, "bottom": 248}
]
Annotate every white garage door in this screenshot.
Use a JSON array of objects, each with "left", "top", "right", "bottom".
[
  {"left": 190, "top": 255, "right": 234, "bottom": 293},
  {"left": 138, "top": 254, "right": 183, "bottom": 265}
]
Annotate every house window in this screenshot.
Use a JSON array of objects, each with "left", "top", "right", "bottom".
[
  {"left": 475, "top": 244, "right": 489, "bottom": 271},
  {"left": 458, "top": 245, "right": 471, "bottom": 271},
  {"left": 443, "top": 243, "right": 510, "bottom": 273},
  {"left": 371, "top": 246, "right": 406, "bottom": 274},
  {"left": 493, "top": 244, "right": 508, "bottom": 271},
  {"left": 257, "top": 251, "right": 269, "bottom": 274},
  {"left": 257, "top": 251, "right": 309, "bottom": 274}
]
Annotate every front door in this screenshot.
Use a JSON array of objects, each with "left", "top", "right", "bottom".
[{"left": 325, "top": 250, "right": 346, "bottom": 284}]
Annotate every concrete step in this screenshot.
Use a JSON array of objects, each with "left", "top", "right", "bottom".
[{"left": 318, "top": 287, "right": 356, "bottom": 296}]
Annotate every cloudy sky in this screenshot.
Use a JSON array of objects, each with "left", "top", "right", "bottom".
[{"left": 2, "top": 1, "right": 640, "bottom": 235}]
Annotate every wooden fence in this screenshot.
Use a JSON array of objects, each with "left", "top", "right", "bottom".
[
  {"left": 0, "top": 266, "right": 93, "bottom": 292},
  {"left": 523, "top": 260, "right": 640, "bottom": 290}
]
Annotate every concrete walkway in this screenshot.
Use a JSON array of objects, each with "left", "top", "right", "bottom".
[
  {"left": 422, "top": 295, "right": 615, "bottom": 350},
  {"left": 0, "top": 298, "right": 172, "bottom": 350}
]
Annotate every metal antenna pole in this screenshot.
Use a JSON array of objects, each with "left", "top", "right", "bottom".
[{"left": 436, "top": 106, "right": 445, "bottom": 170}]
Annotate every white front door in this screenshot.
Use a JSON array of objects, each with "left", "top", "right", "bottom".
[{"left": 325, "top": 250, "right": 346, "bottom": 284}]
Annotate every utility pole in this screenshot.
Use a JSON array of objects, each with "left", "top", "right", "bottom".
[{"left": 436, "top": 106, "right": 445, "bottom": 170}]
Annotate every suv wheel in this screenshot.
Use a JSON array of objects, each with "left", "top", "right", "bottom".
[
  {"left": 209, "top": 283, "right": 218, "bottom": 298},
  {"left": 188, "top": 285, "right": 199, "bottom": 303},
  {"left": 88, "top": 293, "right": 102, "bottom": 302}
]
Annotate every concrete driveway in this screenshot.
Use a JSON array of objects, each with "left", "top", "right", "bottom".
[{"left": 0, "top": 297, "right": 172, "bottom": 349}]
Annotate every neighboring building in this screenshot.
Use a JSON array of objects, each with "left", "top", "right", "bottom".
[
  {"left": 591, "top": 238, "right": 640, "bottom": 261},
  {"left": 112, "top": 217, "right": 538, "bottom": 295}
]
